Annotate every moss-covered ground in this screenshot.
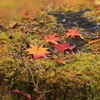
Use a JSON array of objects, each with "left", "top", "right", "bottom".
[{"left": 0, "top": 0, "right": 100, "bottom": 100}]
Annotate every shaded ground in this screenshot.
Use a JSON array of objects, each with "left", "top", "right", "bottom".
[
  {"left": 48, "top": 9, "right": 100, "bottom": 31},
  {"left": 48, "top": 9, "right": 100, "bottom": 52}
]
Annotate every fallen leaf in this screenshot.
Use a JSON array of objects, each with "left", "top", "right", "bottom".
[
  {"left": 54, "top": 42, "right": 76, "bottom": 53},
  {"left": 25, "top": 44, "right": 51, "bottom": 59},
  {"left": 12, "top": 89, "right": 21, "bottom": 93},
  {"left": 88, "top": 38, "right": 100, "bottom": 44},
  {"left": 55, "top": 56, "right": 65, "bottom": 65},
  {"left": 23, "top": 93, "right": 31, "bottom": 100},
  {"left": 12, "top": 90, "right": 31, "bottom": 100},
  {"left": 44, "top": 34, "right": 61, "bottom": 44},
  {"left": 79, "top": 34, "right": 84, "bottom": 40},
  {"left": 66, "top": 28, "right": 80, "bottom": 37},
  {"left": 9, "top": 22, "right": 18, "bottom": 28}
]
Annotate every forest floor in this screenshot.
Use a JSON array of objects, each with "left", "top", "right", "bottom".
[{"left": 0, "top": 1, "right": 100, "bottom": 100}]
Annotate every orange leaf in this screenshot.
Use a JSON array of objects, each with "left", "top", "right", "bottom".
[
  {"left": 9, "top": 22, "right": 18, "bottom": 28},
  {"left": 44, "top": 34, "right": 61, "bottom": 44},
  {"left": 66, "top": 28, "right": 80, "bottom": 37},
  {"left": 25, "top": 44, "right": 51, "bottom": 59},
  {"left": 88, "top": 38, "right": 100, "bottom": 44},
  {"left": 55, "top": 56, "right": 65, "bottom": 65}
]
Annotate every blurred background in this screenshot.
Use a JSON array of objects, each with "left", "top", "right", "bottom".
[{"left": 0, "top": 0, "right": 97, "bottom": 19}]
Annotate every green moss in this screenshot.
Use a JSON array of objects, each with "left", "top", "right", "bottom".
[
  {"left": 83, "top": 42, "right": 100, "bottom": 53},
  {"left": 0, "top": 4, "right": 100, "bottom": 100}
]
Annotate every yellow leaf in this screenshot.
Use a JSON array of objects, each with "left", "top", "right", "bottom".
[{"left": 25, "top": 44, "right": 51, "bottom": 59}]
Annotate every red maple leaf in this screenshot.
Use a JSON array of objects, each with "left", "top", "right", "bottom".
[
  {"left": 54, "top": 42, "right": 76, "bottom": 53},
  {"left": 23, "top": 93, "right": 31, "bottom": 100},
  {"left": 12, "top": 90, "right": 31, "bottom": 100},
  {"left": 25, "top": 44, "right": 51, "bottom": 59},
  {"left": 44, "top": 34, "right": 61, "bottom": 44},
  {"left": 66, "top": 28, "right": 80, "bottom": 37},
  {"left": 12, "top": 90, "right": 22, "bottom": 93}
]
